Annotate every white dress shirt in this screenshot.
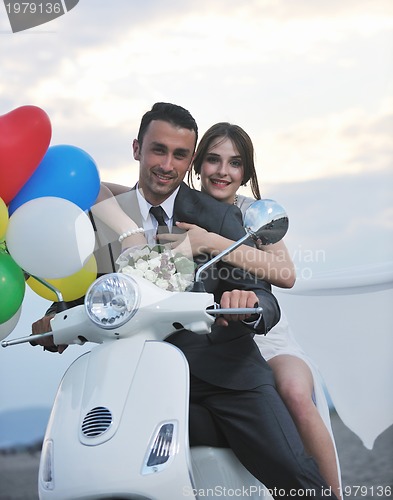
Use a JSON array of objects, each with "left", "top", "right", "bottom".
[{"left": 135, "top": 184, "right": 179, "bottom": 245}]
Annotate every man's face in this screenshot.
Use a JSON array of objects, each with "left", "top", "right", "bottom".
[{"left": 133, "top": 120, "right": 196, "bottom": 205}]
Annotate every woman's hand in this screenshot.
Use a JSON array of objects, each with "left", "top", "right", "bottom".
[
  {"left": 176, "top": 222, "right": 210, "bottom": 255},
  {"left": 157, "top": 222, "right": 210, "bottom": 257},
  {"left": 121, "top": 231, "right": 147, "bottom": 251}
]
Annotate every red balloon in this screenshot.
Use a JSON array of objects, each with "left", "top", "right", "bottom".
[{"left": 0, "top": 105, "right": 52, "bottom": 204}]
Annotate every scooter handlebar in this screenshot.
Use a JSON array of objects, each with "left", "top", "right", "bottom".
[
  {"left": 207, "top": 306, "right": 263, "bottom": 316},
  {"left": 1, "top": 331, "right": 54, "bottom": 348},
  {"left": 1, "top": 331, "right": 85, "bottom": 348},
  {"left": 1, "top": 306, "right": 264, "bottom": 348}
]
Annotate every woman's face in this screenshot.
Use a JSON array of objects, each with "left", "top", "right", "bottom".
[{"left": 200, "top": 137, "right": 244, "bottom": 204}]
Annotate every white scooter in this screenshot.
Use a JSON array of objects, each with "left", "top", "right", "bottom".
[{"left": 2, "top": 200, "right": 288, "bottom": 500}]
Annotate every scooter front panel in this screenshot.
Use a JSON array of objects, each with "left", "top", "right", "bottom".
[{"left": 38, "top": 340, "right": 197, "bottom": 499}]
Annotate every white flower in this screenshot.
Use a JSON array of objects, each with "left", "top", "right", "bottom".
[
  {"left": 134, "top": 259, "right": 149, "bottom": 272},
  {"left": 147, "top": 256, "right": 162, "bottom": 270},
  {"left": 131, "top": 247, "right": 148, "bottom": 261},
  {"left": 144, "top": 269, "right": 158, "bottom": 282},
  {"left": 155, "top": 278, "right": 170, "bottom": 289},
  {"left": 122, "top": 265, "right": 145, "bottom": 279},
  {"left": 169, "top": 273, "right": 184, "bottom": 288},
  {"left": 117, "top": 244, "right": 195, "bottom": 292},
  {"left": 149, "top": 249, "right": 161, "bottom": 260}
]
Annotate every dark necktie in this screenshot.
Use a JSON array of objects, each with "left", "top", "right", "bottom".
[{"left": 149, "top": 205, "right": 169, "bottom": 235}]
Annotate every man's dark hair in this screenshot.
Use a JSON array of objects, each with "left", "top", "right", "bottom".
[{"left": 137, "top": 102, "right": 198, "bottom": 148}]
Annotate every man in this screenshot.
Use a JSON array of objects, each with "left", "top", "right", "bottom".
[{"left": 32, "top": 102, "right": 337, "bottom": 499}]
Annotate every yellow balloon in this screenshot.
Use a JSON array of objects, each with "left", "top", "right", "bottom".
[
  {"left": 27, "top": 255, "right": 97, "bottom": 302},
  {"left": 0, "top": 198, "right": 8, "bottom": 241}
]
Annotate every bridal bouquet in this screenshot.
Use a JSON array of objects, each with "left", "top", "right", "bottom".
[{"left": 116, "top": 244, "right": 195, "bottom": 292}]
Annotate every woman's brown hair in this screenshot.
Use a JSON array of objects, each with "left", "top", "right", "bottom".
[{"left": 189, "top": 122, "right": 261, "bottom": 200}]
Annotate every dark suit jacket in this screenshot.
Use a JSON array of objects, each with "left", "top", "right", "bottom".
[{"left": 88, "top": 183, "right": 280, "bottom": 390}]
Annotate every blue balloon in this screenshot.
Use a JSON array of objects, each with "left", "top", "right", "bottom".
[{"left": 9, "top": 145, "right": 101, "bottom": 214}]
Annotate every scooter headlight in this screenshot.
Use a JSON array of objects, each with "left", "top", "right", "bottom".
[{"left": 85, "top": 273, "right": 140, "bottom": 329}]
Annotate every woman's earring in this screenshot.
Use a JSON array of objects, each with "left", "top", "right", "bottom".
[{"left": 197, "top": 173, "right": 200, "bottom": 180}]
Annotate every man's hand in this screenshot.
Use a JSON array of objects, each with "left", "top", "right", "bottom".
[
  {"left": 30, "top": 315, "right": 68, "bottom": 353},
  {"left": 216, "top": 290, "right": 259, "bottom": 327}
]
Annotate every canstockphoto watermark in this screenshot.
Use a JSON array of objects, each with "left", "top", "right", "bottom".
[
  {"left": 3, "top": 0, "right": 79, "bottom": 33},
  {"left": 183, "top": 485, "right": 270, "bottom": 497},
  {"left": 183, "top": 485, "right": 319, "bottom": 497}
]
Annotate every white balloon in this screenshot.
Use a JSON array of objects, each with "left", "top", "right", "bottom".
[
  {"left": 0, "top": 306, "right": 22, "bottom": 341},
  {"left": 6, "top": 197, "right": 95, "bottom": 279}
]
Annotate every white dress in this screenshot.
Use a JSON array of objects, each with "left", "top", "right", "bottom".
[{"left": 236, "top": 194, "right": 341, "bottom": 477}]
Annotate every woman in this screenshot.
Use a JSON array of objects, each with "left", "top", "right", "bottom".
[
  {"left": 94, "top": 123, "right": 342, "bottom": 499},
  {"left": 183, "top": 123, "right": 341, "bottom": 499}
]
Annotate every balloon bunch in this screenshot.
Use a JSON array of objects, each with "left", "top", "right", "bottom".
[{"left": 0, "top": 105, "right": 100, "bottom": 340}]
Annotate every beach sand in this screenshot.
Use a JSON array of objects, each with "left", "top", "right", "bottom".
[{"left": 0, "top": 412, "right": 392, "bottom": 499}]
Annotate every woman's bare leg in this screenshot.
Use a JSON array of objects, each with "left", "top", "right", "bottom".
[{"left": 268, "top": 355, "right": 342, "bottom": 500}]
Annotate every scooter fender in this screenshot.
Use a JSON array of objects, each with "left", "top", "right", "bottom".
[{"left": 38, "top": 337, "right": 196, "bottom": 499}]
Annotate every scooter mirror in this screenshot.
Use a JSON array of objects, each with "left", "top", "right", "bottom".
[
  {"left": 243, "top": 199, "right": 289, "bottom": 245},
  {"left": 193, "top": 198, "right": 289, "bottom": 288}
]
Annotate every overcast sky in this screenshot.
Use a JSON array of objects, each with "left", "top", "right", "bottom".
[{"left": 0, "top": 0, "right": 392, "bottom": 442}]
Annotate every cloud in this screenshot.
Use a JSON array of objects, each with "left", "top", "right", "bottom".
[
  {"left": 3, "top": 0, "right": 392, "bottom": 103},
  {"left": 256, "top": 101, "right": 393, "bottom": 183},
  {"left": 1, "top": 1, "right": 392, "bottom": 185}
]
